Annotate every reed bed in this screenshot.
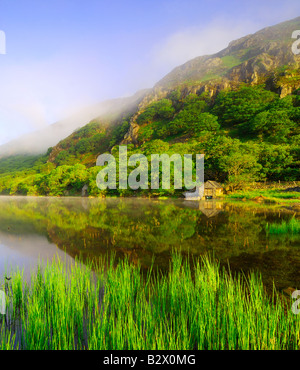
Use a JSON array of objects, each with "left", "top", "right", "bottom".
[
  {"left": 266, "top": 218, "right": 300, "bottom": 235},
  {"left": 0, "top": 253, "right": 299, "bottom": 350}
]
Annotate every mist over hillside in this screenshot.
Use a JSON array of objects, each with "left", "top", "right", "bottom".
[
  {"left": 0, "top": 89, "right": 149, "bottom": 157},
  {"left": 0, "top": 16, "right": 300, "bottom": 165},
  {"left": 156, "top": 16, "right": 300, "bottom": 88}
]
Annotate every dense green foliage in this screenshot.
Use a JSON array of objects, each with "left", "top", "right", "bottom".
[
  {"left": 1, "top": 253, "right": 299, "bottom": 350},
  {"left": 0, "top": 154, "right": 47, "bottom": 174},
  {"left": 0, "top": 79, "right": 299, "bottom": 196}
]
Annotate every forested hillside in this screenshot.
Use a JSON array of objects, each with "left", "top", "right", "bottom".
[{"left": 0, "top": 17, "right": 299, "bottom": 197}]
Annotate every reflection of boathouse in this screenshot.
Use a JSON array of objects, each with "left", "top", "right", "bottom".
[
  {"left": 199, "top": 201, "right": 222, "bottom": 218},
  {"left": 182, "top": 199, "right": 222, "bottom": 218}
]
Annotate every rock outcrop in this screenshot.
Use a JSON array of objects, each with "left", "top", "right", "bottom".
[{"left": 121, "top": 16, "right": 300, "bottom": 144}]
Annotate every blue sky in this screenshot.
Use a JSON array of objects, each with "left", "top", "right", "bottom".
[{"left": 0, "top": 0, "right": 300, "bottom": 145}]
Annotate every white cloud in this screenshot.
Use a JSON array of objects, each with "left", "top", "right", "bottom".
[
  {"left": 0, "top": 50, "right": 112, "bottom": 145},
  {"left": 1, "top": 9, "right": 300, "bottom": 148},
  {"left": 151, "top": 19, "right": 261, "bottom": 71}
]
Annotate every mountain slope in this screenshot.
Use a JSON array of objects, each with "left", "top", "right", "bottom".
[
  {"left": 118, "top": 16, "right": 300, "bottom": 146},
  {"left": 2, "top": 16, "right": 300, "bottom": 158},
  {"left": 0, "top": 89, "right": 149, "bottom": 158},
  {"left": 156, "top": 16, "right": 300, "bottom": 89},
  {"left": 43, "top": 17, "right": 300, "bottom": 175},
  {"left": 0, "top": 17, "right": 299, "bottom": 195}
]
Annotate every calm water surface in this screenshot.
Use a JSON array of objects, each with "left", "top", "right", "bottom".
[{"left": 0, "top": 196, "right": 299, "bottom": 290}]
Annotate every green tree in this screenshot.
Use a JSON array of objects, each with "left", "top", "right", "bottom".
[
  {"left": 137, "top": 99, "right": 175, "bottom": 125},
  {"left": 219, "top": 152, "right": 262, "bottom": 189},
  {"left": 212, "top": 86, "right": 276, "bottom": 127},
  {"left": 258, "top": 144, "right": 295, "bottom": 180},
  {"left": 250, "top": 110, "right": 295, "bottom": 142}
]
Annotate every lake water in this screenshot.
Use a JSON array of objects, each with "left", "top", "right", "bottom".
[{"left": 0, "top": 196, "right": 299, "bottom": 291}]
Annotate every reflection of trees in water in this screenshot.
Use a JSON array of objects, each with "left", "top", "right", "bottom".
[
  {"left": 224, "top": 249, "right": 300, "bottom": 293},
  {"left": 0, "top": 198, "right": 298, "bottom": 284}
]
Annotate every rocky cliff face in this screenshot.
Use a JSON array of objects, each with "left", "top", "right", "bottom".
[
  {"left": 156, "top": 16, "right": 300, "bottom": 89},
  {"left": 122, "top": 16, "right": 300, "bottom": 144},
  {"left": 121, "top": 88, "right": 169, "bottom": 144}
]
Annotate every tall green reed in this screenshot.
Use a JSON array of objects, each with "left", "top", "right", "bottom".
[
  {"left": 266, "top": 217, "right": 300, "bottom": 235},
  {"left": 0, "top": 252, "right": 299, "bottom": 350}
]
